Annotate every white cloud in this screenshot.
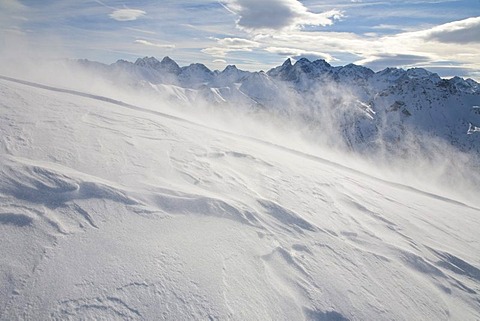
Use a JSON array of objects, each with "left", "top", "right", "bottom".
[
  {"left": 422, "top": 16, "right": 480, "bottom": 44},
  {"left": 217, "top": 37, "right": 260, "bottom": 48},
  {"left": 371, "top": 24, "right": 413, "bottom": 32},
  {"left": 355, "top": 53, "right": 432, "bottom": 70},
  {"left": 264, "top": 46, "right": 335, "bottom": 62},
  {"left": 222, "top": 0, "right": 342, "bottom": 32},
  {"left": 202, "top": 37, "right": 260, "bottom": 57},
  {"left": 134, "top": 39, "right": 175, "bottom": 49},
  {"left": 202, "top": 47, "right": 231, "bottom": 58},
  {"left": 321, "top": 18, "right": 479, "bottom": 76},
  {"left": 125, "top": 27, "right": 157, "bottom": 35},
  {"left": 255, "top": 31, "right": 370, "bottom": 58},
  {"left": 242, "top": 16, "right": 479, "bottom": 76},
  {"left": 109, "top": 9, "right": 146, "bottom": 21},
  {"left": 202, "top": 46, "right": 256, "bottom": 57}
]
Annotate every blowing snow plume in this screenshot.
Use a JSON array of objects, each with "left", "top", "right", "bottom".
[
  {"left": 1, "top": 51, "right": 480, "bottom": 321},
  {"left": 2, "top": 54, "right": 480, "bottom": 204}
]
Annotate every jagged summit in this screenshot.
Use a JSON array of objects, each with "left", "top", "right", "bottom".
[
  {"left": 222, "top": 64, "right": 239, "bottom": 72},
  {"left": 135, "top": 56, "right": 161, "bottom": 68},
  {"left": 282, "top": 58, "right": 292, "bottom": 67},
  {"left": 178, "top": 63, "right": 214, "bottom": 87},
  {"left": 161, "top": 56, "right": 175, "bottom": 64},
  {"left": 444, "top": 76, "right": 480, "bottom": 94},
  {"left": 214, "top": 64, "right": 250, "bottom": 85},
  {"left": 182, "top": 62, "right": 212, "bottom": 73},
  {"left": 111, "top": 56, "right": 479, "bottom": 94},
  {"left": 133, "top": 56, "right": 181, "bottom": 75},
  {"left": 160, "top": 56, "right": 181, "bottom": 74},
  {"left": 114, "top": 59, "right": 131, "bottom": 65},
  {"left": 376, "top": 67, "right": 407, "bottom": 80},
  {"left": 295, "top": 57, "right": 311, "bottom": 64},
  {"left": 312, "top": 59, "right": 331, "bottom": 69},
  {"left": 267, "top": 57, "right": 335, "bottom": 82},
  {"left": 406, "top": 67, "right": 435, "bottom": 79}
]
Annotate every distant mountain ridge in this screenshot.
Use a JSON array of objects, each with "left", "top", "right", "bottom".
[
  {"left": 78, "top": 55, "right": 480, "bottom": 94},
  {"left": 75, "top": 56, "right": 480, "bottom": 157}
]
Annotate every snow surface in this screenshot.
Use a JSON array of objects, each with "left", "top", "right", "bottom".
[{"left": 1, "top": 76, "right": 480, "bottom": 320}]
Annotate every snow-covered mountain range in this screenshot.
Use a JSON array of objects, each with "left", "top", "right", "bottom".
[{"left": 73, "top": 56, "right": 480, "bottom": 160}]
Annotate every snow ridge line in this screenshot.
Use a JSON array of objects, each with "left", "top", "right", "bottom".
[{"left": 1, "top": 75, "right": 478, "bottom": 211}]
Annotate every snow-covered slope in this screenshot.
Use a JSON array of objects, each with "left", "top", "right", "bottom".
[{"left": 1, "top": 76, "right": 480, "bottom": 320}]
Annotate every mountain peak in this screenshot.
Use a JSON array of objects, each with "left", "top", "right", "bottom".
[
  {"left": 406, "top": 67, "right": 432, "bottom": 78},
  {"left": 160, "top": 56, "right": 181, "bottom": 74},
  {"left": 115, "top": 59, "right": 130, "bottom": 64},
  {"left": 223, "top": 65, "right": 238, "bottom": 72},
  {"left": 134, "top": 56, "right": 160, "bottom": 68},
  {"left": 161, "top": 56, "right": 176, "bottom": 64},
  {"left": 178, "top": 63, "right": 214, "bottom": 86},
  {"left": 183, "top": 63, "right": 212, "bottom": 73},
  {"left": 335, "top": 63, "right": 374, "bottom": 80},
  {"left": 282, "top": 58, "right": 292, "bottom": 67},
  {"left": 312, "top": 59, "right": 331, "bottom": 69},
  {"left": 295, "top": 57, "right": 311, "bottom": 65}
]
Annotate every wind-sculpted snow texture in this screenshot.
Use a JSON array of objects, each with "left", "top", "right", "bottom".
[{"left": 1, "top": 76, "right": 480, "bottom": 320}]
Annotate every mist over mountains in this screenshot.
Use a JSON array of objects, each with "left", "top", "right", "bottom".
[{"left": 73, "top": 56, "right": 480, "bottom": 160}]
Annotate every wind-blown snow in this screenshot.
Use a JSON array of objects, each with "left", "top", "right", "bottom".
[{"left": 1, "top": 75, "right": 480, "bottom": 320}]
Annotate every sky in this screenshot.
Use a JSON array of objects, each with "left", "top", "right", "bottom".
[{"left": 0, "top": 0, "right": 479, "bottom": 79}]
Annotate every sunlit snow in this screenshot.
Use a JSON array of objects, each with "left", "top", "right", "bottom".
[{"left": 1, "top": 73, "right": 480, "bottom": 320}]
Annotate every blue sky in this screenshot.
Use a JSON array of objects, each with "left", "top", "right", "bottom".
[{"left": 1, "top": 0, "right": 479, "bottom": 79}]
